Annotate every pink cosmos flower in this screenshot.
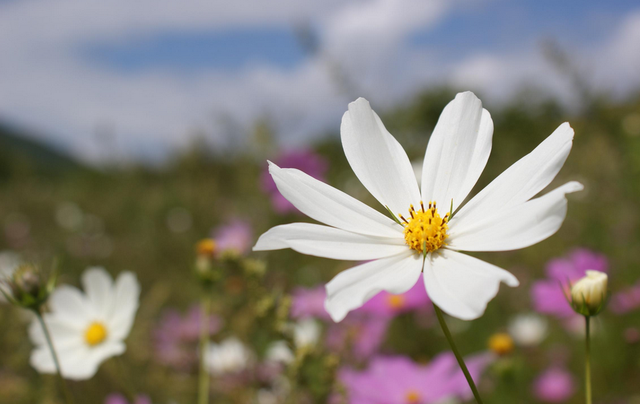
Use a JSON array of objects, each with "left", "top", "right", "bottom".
[
  {"left": 532, "top": 367, "right": 576, "bottom": 402},
  {"left": 531, "top": 248, "right": 608, "bottom": 318},
  {"left": 340, "top": 352, "right": 494, "bottom": 404},
  {"left": 610, "top": 282, "right": 640, "bottom": 314},
  {"left": 213, "top": 220, "right": 253, "bottom": 256},
  {"left": 261, "top": 149, "right": 329, "bottom": 214},
  {"left": 154, "top": 305, "right": 222, "bottom": 371}
]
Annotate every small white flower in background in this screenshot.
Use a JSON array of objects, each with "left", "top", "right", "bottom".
[
  {"left": 508, "top": 313, "right": 548, "bottom": 347},
  {"left": 29, "top": 267, "right": 140, "bottom": 380},
  {"left": 571, "top": 270, "right": 608, "bottom": 316},
  {"left": 266, "top": 319, "right": 322, "bottom": 365},
  {"left": 0, "top": 251, "right": 20, "bottom": 303},
  {"left": 255, "top": 92, "right": 582, "bottom": 322},
  {"left": 266, "top": 340, "right": 295, "bottom": 365},
  {"left": 292, "top": 318, "right": 321, "bottom": 348},
  {"left": 205, "top": 337, "right": 252, "bottom": 375}
]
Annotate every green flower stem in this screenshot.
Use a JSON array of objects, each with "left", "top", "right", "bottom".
[
  {"left": 433, "top": 304, "right": 484, "bottom": 404},
  {"left": 35, "top": 309, "right": 75, "bottom": 404},
  {"left": 198, "top": 294, "right": 211, "bottom": 404},
  {"left": 585, "top": 316, "right": 592, "bottom": 404}
]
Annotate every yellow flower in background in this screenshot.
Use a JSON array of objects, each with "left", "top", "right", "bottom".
[
  {"left": 29, "top": 268, "right": 140, "bottom": 380},
  {"left": 254, "top": 92, "right": 582, "bottom": 322},
  {"left": 489, "top": 333, "right": 515, "bottom": 355}
]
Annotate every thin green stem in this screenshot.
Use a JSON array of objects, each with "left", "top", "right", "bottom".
[
  {"left": 433, "top": 304, "right": 484, "bottom": 404},
  {"left": 585, "top": 316, "right": 592, "bottom": 404},
  {"left": 35, "top": 310, "right": 75, "bottom": 404},
  {"left": 197, "top": 294, "right": 211, "bottom": 404}
]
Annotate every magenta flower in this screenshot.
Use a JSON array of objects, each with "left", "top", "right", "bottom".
[
  {"left": 340, "top": 352, "right": 493, "bottom": 404},
  {"left": 291, "top": 286, "right": 332, "bottom": 321},
  {"left": 531, "top": 248, "right": 608, "bottom": 318},
  {"left": 213, "top": 219, "right": 253, "bottom": 256},
  {"left": 154, "top": 305, "right": 222, "bottom": 371},
  {"left": 261, "top": 149, "right": 328, "bottom": 214},
  {"left": 532, "top": 367, "right": 575, "bottom": 403},
  {"left": 326, "top": 315, "right": 391, "bottom": 360},
  {"left": 104, "top": 394, "right": 151, "bottom": 404},
  {"left": 360, "top": 280, "right": 431, "bottom": 317},
  {"left": 610, "top": 282, "right": 640, "bottom": 314}
]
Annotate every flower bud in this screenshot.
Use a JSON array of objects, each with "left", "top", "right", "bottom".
[
  {"left": 570, "top": 270, "right": 608, "bottom": 316},
  {"left": 4, "top": 264, "right": 56, "bottom": 311}
]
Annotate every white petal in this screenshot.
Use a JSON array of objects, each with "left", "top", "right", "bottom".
[
  {"left": 454, "top": 122, "right": 574, "bottom": 224},
  {"left": 82, "top": 267, "right": 113, "bottom": 319},
  {"left": 107, "top": 272, "right": 140, "bottom": 341},
  {"left": 341, "top": 98, "right": 421, "bottom": 216},
  {"left": 29, "top": 315, "right": 83, "bottom": 351},
  {"left": 267, "top": 162, "right": 402, "bottom": 238},
  {"left": 448, "top": 181, "right": 583, "bottom": 251},
  {"left": 423, "top": 249, "right": 518, "bottom": 320},
  {"left": 254, "top": 223, "right": 407, "bottom": 260},
  {"left": 421, "top": 92, "right": 493, "bottom": 212},
  {"left": 31, "top": 342, "right": 125, "bottom": 380},
  {"left": 49, "top": 285, "right": 95, "bottom": 327},
  {"left": 325, "top": 251, "right": 422, "bottom": 322}
]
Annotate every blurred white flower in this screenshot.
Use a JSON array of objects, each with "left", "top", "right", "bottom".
[
  {"left": 266, "top": 340, "right": 295, "bottom": 365},
  {"left": 255, "top": 92, "right": 581, "bottom": 321},
  {"left": 29, "top": 267, "right": 140, "bottom": 380},
  {"left": 0, "top": 251, "right": 20, "bottom": 303},
  {"left": 205, "top": 337, "right": 252, "bottom": 375},
  {"left": 508, "top": 313, "right": 548, "bottom": 347},
  {"left": 292, "top": 318, "right": 321, "bottom": 348}
]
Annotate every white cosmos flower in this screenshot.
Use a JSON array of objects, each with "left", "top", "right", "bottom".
[
  {"left": 29, "top": 267, "right": 140, "bottom": 380},
  {"left": 205, "top": 337, "right": 252, "bottom": 375},
  {"left": 254, "top": 92, "right": 582, "bottom": 322}
]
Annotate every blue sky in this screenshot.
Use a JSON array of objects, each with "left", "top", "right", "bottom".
[{"left": 0, "top": 0, "right": 639, "bottom": 162}]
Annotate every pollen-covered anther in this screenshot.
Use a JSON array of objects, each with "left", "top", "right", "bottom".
[{"left": 400, "top": 201, "right": 448, "bottom": 254}]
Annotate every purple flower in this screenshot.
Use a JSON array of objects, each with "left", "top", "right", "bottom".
[
  {"left": 531, "top": 248, "right": 608, "bottom": 318},
  {"left": 610, "top": 282, "right": 640, "bottom": 314},
  {"left": 154, "top": 305, "right": 222, "bottom": 371},
  {"left": 213, "top": 219, "right": 253, "bottom": 256},
  {"left": 291, "top": 286, "right": 331, "bottom": 320},
  {"left": 340, "top": 352, "right": 494, "bottom": 404},
  {"left": 104, "top": 394, "right": 151, "bottom": 404},
  {"left": 359, "top": 280, "right": 431, "bottom": 317},
  {"left": 326, "top": 315, "right": 391, "bottom": 360},
  {"left": 532, "top": 367, "right": 575, "bottom": 402},
  {"left": 261, "top": 149, "right": 328, "bottom": 214}
]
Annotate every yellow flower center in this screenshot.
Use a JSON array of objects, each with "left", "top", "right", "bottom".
[
  {"left": 405, "top": 390, "right": 421, "bottom": 403},
  {"left": 386, "top": 294, "right": 406, "bottom": 309},
  {"left": 84, "top": 322, "right": 108, "bottom": 346},
  {"left": 488, "top": 332, "right": 514, "bottom": 355},
  {"left": 399, "top": 201, "right": 448, "bottom": 254}
]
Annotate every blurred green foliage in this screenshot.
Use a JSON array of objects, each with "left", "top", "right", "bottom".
[{"left": 1, "top": 87, "right": 640, "bottom": 404}]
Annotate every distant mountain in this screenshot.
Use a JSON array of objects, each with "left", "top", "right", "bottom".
[{"left": 0, "top": 122, "right": 86, "bottom": 179}]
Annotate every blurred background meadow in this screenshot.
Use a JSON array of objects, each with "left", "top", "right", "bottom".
[{"left": 2, "top": 1, "right": 640, "bottom": 403}]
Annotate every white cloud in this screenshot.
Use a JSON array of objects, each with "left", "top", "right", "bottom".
[{"left": 0, "top": 0, "right": 639, "bottom": 163}]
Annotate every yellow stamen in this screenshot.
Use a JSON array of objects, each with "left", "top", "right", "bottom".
[
  {"left": 84, "top": 322, "right": 108, "bottom": 346},
  {"left": 386, "top": 294, "right": 406, "bottom": 309},
  {"left": 488, "top": 332, "right": 514, "bottom": 355},
  {"left": 405, "top": 390, "right": 421, "bottom": 403},
  {"left": 401, "top": 201, "right": 448, "bottom": 254}
]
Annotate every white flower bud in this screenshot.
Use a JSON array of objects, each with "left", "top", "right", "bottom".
[{"left": 571, "top": 270, "right": 608, "bottom": 316}]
